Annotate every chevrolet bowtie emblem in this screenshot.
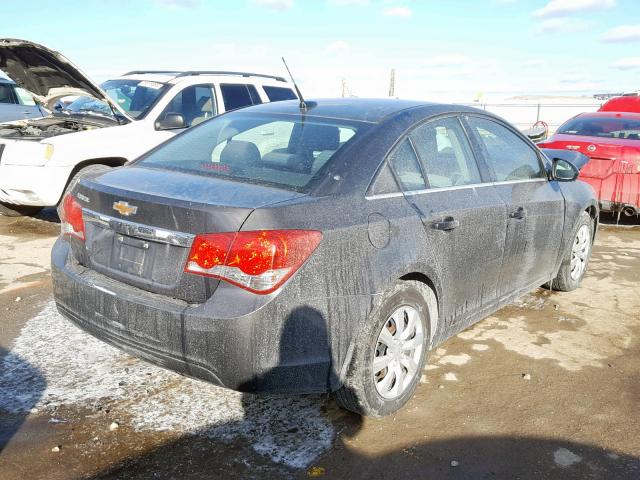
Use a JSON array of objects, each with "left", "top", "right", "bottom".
[{"left": 113, "top": 201, "right": 138, "bottom": 216}]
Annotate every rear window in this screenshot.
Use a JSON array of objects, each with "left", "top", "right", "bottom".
[
  {"left": 138, "top": 112, "right": 361, "bottom": 192},
  {"left": 263, "top": 86, "right": 297, "bottom": 102},
  {"left": 558, "top": 116, "right": 640, "bottom": 141}
]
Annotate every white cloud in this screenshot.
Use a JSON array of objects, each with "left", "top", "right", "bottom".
[
  {"left": 154, "top": 0, "right": 198, "bottom": 7},
  {"left": 328, "top": 0, "right": 369, "bottom": 5},
  {"left": 536, "top": 18, "right": 590, "bottom": 33},
  {"left": 533, "top": 0, "right": 615, "bottom": 18},
  {"left": 253, "top": 0, "right": 294, "bottom": 11},
  {"left": 522, "top": 59, "right": 545, "bottom": 67},
  {"left": 323, "top": 40, "right": 350, "bottom": 55},
  {"left": 382, "top": 6, "right": 412, "bottom": 17},
  {"left": 601, "top": 24, "right": 640, "bottom": 43},
  {"left": 422, "top": 54, "right": 470, "bottom": 67},
  {"left": 610, "top": 57, "right": 640, "bottom": 70}
]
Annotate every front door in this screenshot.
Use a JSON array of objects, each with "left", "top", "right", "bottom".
[{"left": 464, "top": 115, "right": 565, "bottom": 296}]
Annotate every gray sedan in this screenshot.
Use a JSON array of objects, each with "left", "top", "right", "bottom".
[{"left": 51, "top": 98, "right": 597, "bottom": 417}]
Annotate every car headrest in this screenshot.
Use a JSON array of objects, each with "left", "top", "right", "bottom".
[
  {"left": 220, "top": 140, "right": 261, "bottom": 167},
  {"left": 299, "top": 124, "right": 340, "bottom": 151}
]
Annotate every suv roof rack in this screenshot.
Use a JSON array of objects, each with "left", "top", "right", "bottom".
[{"left": 123, "top": 70, "right": 286, "bottom": 82}]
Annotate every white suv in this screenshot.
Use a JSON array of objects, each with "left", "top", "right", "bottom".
[{"left": 0, "top": 39, "right": 297, "bottom": 216}]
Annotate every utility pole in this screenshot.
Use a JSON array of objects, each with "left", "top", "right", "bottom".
[{"left": 388, "top": 68, "right": 395, "bottom": 98}]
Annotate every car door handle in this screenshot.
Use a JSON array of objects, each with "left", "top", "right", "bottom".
[
  {"left": 509, "top": 207, "right": 526, "bottom": 220},
  {"left": 432, "top": 216, "right": 460, "bottom": 231}
]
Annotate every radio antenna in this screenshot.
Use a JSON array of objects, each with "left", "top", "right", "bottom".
[{"left": 282, "top": 57, "right": 307, "bottom": 112}]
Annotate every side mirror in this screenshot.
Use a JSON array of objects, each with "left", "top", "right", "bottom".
[
  {"left": 552, "top": 158, "right": 579, "bottom": 182},
  {"left": 155, "top": 113, "right": 186, "bottom": 130}
]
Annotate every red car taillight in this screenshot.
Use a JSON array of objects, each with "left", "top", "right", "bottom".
[
  {"left": 60, "top": 194, "right": 85, "bottom": 240},
  {"left": 185, "top": 229, "right": 322, "bottom": 294}
]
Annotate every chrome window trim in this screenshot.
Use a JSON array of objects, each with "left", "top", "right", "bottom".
[
  {"left": 83, "top": 209, "right": 194, "bottom": 247},
  {"left": 365, "top": 178, "right": 547, "bottom": 200}
]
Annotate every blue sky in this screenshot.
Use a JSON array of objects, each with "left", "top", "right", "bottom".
[{"left": 2, "top": 0, "right": 639, "bottom": 101}]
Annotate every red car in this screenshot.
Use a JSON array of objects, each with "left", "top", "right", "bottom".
[
  {"left": 599, "top": 95, "right": 640, "bottom": 114},
  {"left": 539, "top": 112, "right": 640, "bottom": 216}
]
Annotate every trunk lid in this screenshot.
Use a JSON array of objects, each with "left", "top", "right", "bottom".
[
  {"left": 0, "top": 38, "right": 132, "bottom": 118},
  {"left": 541, "top": 134, "right": 640, "bottom": 207},
  {"left": 73, "top": 166, "right": 305, "bottom": 303}
]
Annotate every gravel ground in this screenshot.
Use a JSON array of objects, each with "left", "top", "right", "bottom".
[{"left": 0, "top": 210, "right": 638, "bottom": 479}]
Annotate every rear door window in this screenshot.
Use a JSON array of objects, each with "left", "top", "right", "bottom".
[
  {"left": 220, "top": 84, "right": 261, "bottom": 111},
  {"left": 0, "top": 84, "right": 17, "bottom": 104},
  {"left": 387, "top": 139, "right": 427, "bottom": 192},
  {"left": 410, "top": 117, "right": 482, "bottom": 188},
  {"left": 263, "top": 86, "right": 297, "bottom": 102},
  {"left": 467, "top": 116, "right": 545, "bottom": 181},
  {"left": 246, "top": 85, "right": 263, "bottom": 105}
]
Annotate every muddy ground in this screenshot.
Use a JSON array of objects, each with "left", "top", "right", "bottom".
[{"left": 0, "top": 210, "right": 638, "bottom": 480}]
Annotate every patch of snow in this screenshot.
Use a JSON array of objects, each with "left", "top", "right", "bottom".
[
  {"left": 554, "top": 448, "right": 582, "bottom": 467},
  {"left": 471, "top": 344, "right": 489, "bottom": 351},
  {"left": 443, "top": 372, "right": 458, "bottom": 382},
  {"left": 0, "top": 301, "right": 334, "bottom": 469},
  {"left": 437, "top": 354, "right": 471, "bottom": 366}
]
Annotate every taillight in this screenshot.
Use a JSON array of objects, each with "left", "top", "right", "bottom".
[
  {"left": 185, "top": 229, "right": 322, "bottom": 294},
  {"left": 60, "top": 194, "right": 85, "bottom": 240}
]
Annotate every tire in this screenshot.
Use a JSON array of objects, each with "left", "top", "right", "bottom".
[
  {"left": 550, "top": 211, "right": 594, "bottom": 292},
  {"left": 334, "top": 280, "right": 435, "bottom": 417},
  {"left": 57, "top": 164, "right": 112, "bottom": 217},
  {"left": 0, "top": 202, "right": 43, "bottom": 217}
]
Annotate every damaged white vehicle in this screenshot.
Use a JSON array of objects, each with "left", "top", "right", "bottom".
[{"left": 0, "top": 39, "right": 297, "bottom": 216}]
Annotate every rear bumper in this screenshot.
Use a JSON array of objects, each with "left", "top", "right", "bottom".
[
  {"left": 0, "top": 164, "right": 72, "bottom": 206},
  {"left": 52, "top": 238, "right": 375, "bottom": 394}
]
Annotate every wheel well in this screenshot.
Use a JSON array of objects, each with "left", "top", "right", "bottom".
[
  {"left": 400, "top": 272, "right": 440, "bottom": 347},
  {"left": 400, "top": 272, "right": 439, "bottom": 309},
  {"left": 585, "top": 205, "right": 598, "bottom": 241},
  {"left": 59, "top": 158, "right": 128, "bottom": 203}
]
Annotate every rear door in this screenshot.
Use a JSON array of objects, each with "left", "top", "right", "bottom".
[
  {"left": 464, "top": 115, "right": 565, "bottom": 295},
  {"left": 218, "top": 83, "right": 263, "bottom": 112},
  {"left": 389, "top": 115, "right": 507, "bottom": 328}
]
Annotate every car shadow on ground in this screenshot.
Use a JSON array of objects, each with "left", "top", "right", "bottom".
[
  {"left": 79, "top": 306, "right": 639, "bottom": 480},
  {"left": 33, "top": 207, "right": 60, "bottom": 224},
  {"left": 599, "top": 211, "right": 640, "bottom": 226},
  {"left": 0, "top": 346, "right": 46, "bottom": 455}
]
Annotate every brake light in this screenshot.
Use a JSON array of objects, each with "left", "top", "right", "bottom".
[
  {"left": 185, "top": 229, "right": 322, "bottom": 294},
  {"left": 60, "top": 194, "right": 85, "bottom": 240}
]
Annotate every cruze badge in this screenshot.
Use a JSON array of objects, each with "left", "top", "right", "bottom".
[{"left": 113, "top": 201, "right": 138, "bottom": 216}]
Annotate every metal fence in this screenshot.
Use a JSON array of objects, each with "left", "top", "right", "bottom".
[{"left": 460, "top": 103, "right": 603, "bottom": 133}]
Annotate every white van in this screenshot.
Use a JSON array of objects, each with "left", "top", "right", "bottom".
[{"left": 0, "top": 39, "right": 297, "bottom": 216}]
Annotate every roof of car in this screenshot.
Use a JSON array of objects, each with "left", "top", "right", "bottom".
[
  {"left": 237, "top": 98, "right": 481, "bottom": 124},
  {"left": 0, "top": 77, "right": 15, "bottom": 84},
  {"left": 120, "top": 70, "right": 287, "bottom": 84}
]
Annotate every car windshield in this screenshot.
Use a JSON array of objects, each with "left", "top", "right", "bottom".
[
  {"left": 64, "top": 79, "right": 167, "bottom": 120},
  {"left": 138, "top": 112, "right": 362, "bottom": 192},
  {"left": 557, "top": 116, "right": 640, "bottom": 141}
]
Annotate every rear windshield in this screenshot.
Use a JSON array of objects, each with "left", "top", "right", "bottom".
[
  {"left": 138, "top": 112, "right": 361, "bottom": 192},
  {"left": 558, "top": 116, "right": 640, "bottom": 141}
]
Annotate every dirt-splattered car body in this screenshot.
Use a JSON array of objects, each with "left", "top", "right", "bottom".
[{"left": 51, "top": 99, "right": 598, "bottom": 405}]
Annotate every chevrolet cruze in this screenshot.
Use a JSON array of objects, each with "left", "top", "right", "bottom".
[{"left": 52, "top": 98, "right": 598, "bottom": 417}]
